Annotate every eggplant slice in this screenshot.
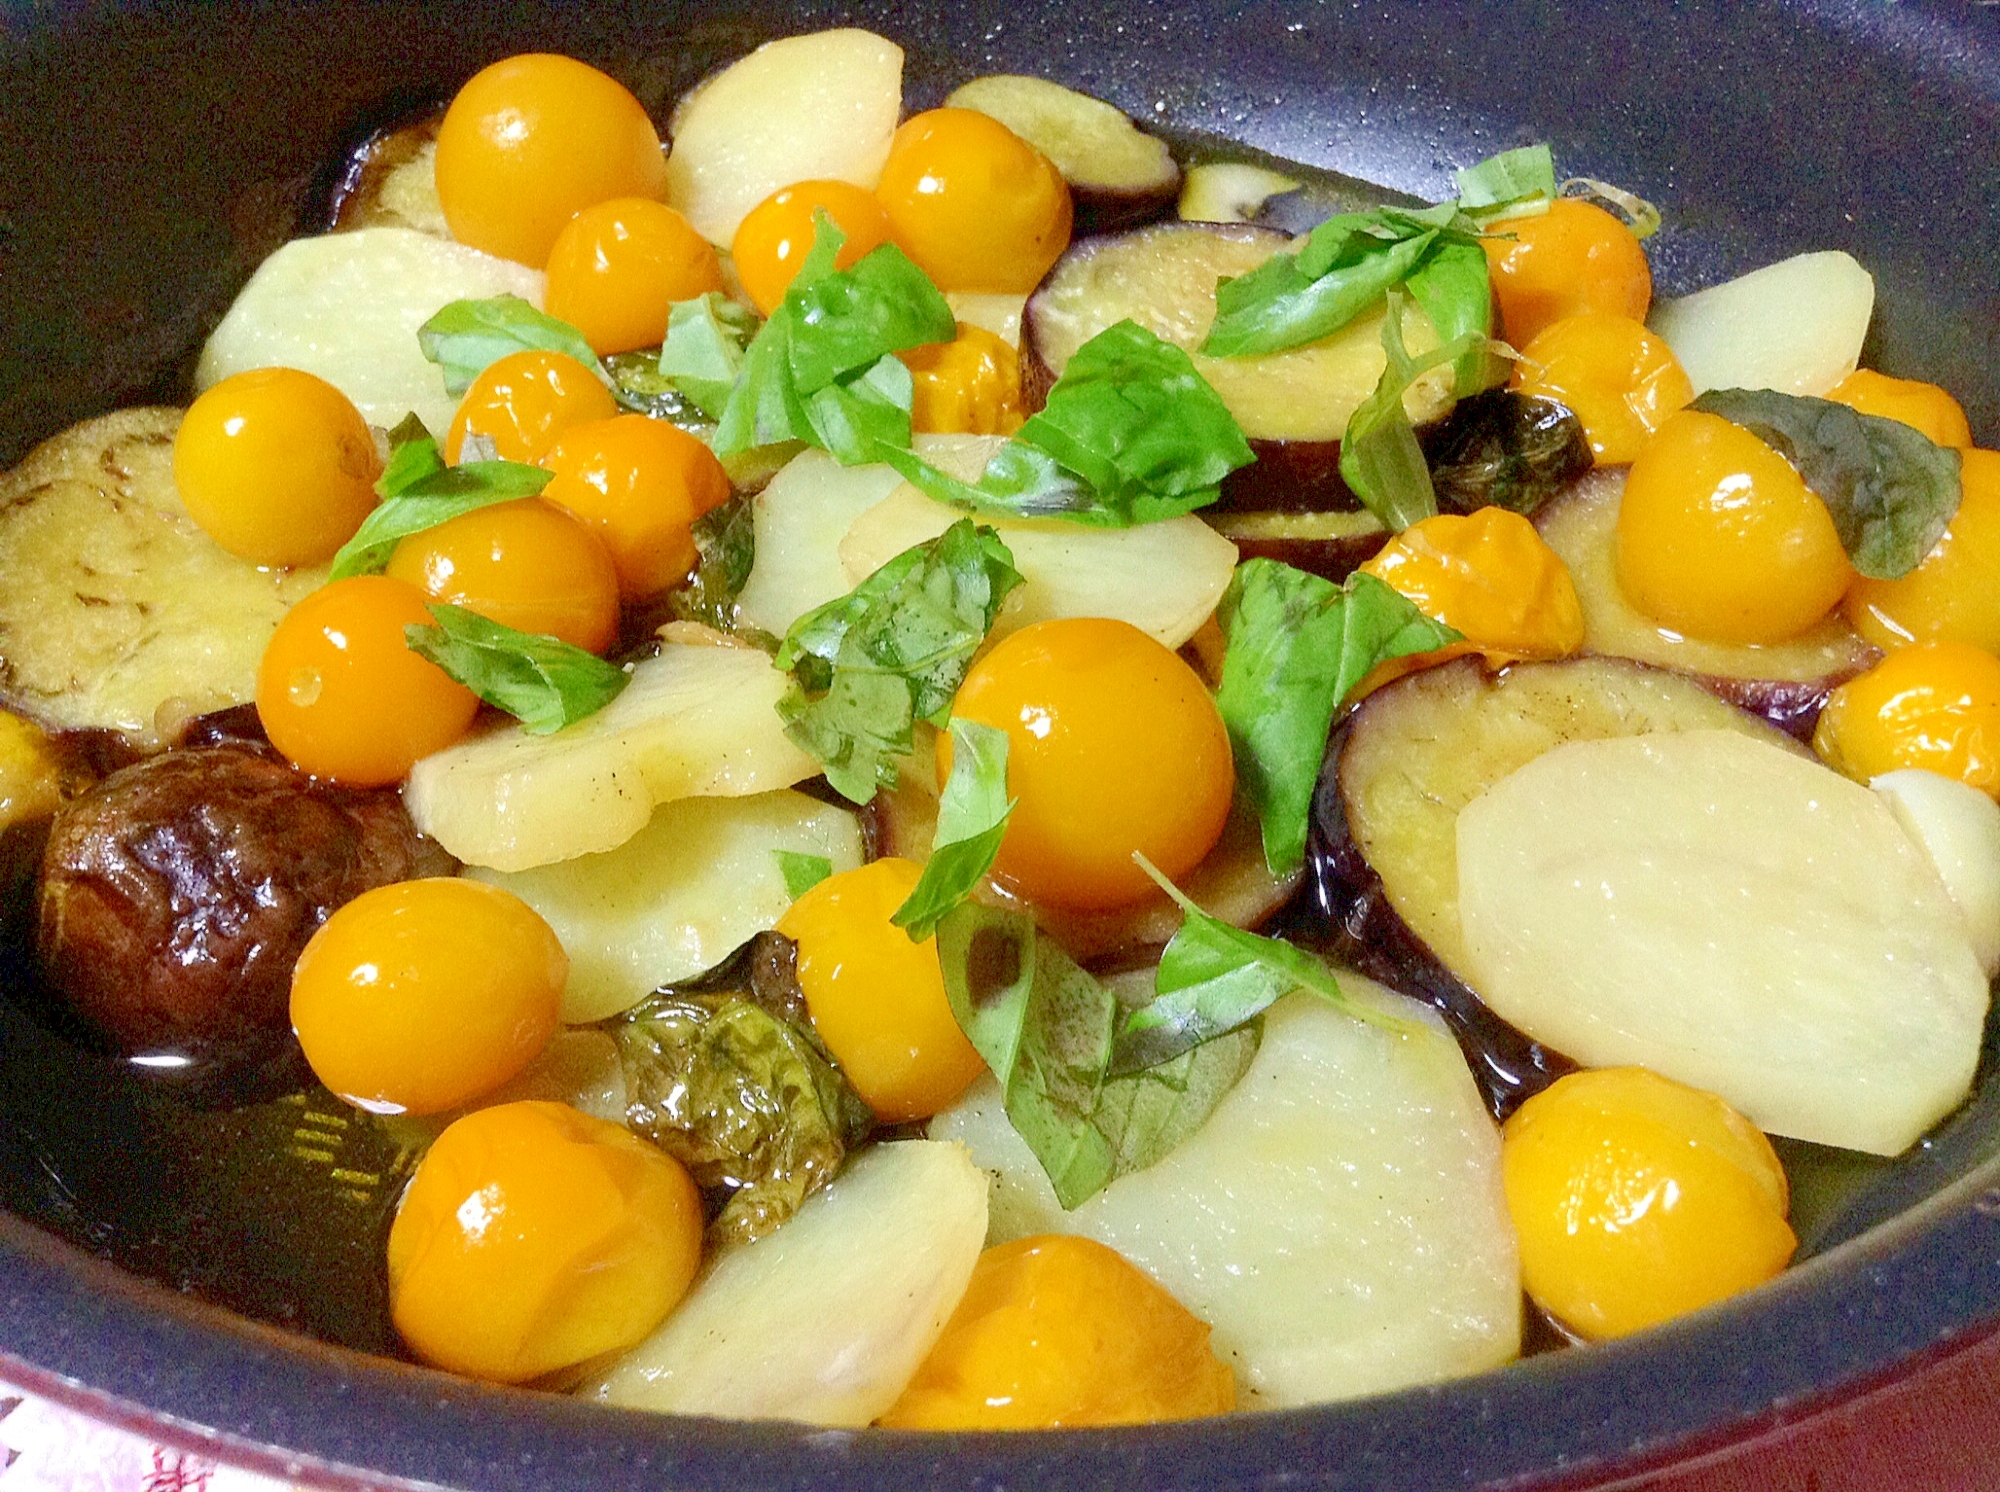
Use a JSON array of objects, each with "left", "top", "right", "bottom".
[{"left": 1303, "top": 655, "right": 1807, "bottom": 1118}]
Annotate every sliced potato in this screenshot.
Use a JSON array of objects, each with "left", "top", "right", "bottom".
[
  {"left": 839, "top": 483, "right": 1238, "bottom": 650},
  {"left": 402, "top": 643, "right": 817, "bottom": 872},
  {"left": 583, "top": 1140, "right": 987, "bottom": 1425},
  {"left": 1873, "top": 768, "right": 2000, "bottom": 976},
  {"left": 1178, "top": 161, "right": 1302, "bottom": 225},
  {"left": 945, "top": 292, "right": 1027, "bottom": 350},
  {"left": 666, "top": 29, "right": 903, "bottom": 247},
  {"left": 196, "top": 226, "right": 544, "bottom": 437},
  {"left": 944, "top": 74, "right": 1179, "bottom": 233},
  {"left": 468, "top": 789, "right": 864, "bottom": 1023},
  {"left": 1459, "top": 730, "right": 1988, "bottom": 1155},
  {"left": 930, "top": 984, "right": 1520, "bottom": 1407},
  {"left": 0, "top": 408, "right": 325, "bottom": 746},
  {"left": 1648, "top": 250, "right": 1874, "bottom": 398},
  {"left": 734, "top": 450, "right": 907, "bottom": 639},
  {"left": 472, "top": 1030, "right": 628, "bottom": 1123}
]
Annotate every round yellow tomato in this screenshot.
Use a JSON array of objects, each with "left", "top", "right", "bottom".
[
  {"left": 1511, "top": 310, "right": 1692, "bottom": 464},
  {"left": 1813, "top": 640, "right": 2000, "bottom": 798},
  {"left": 1825, "top": 369, "right": 1972, "bottom": 449},
  {"left": 544, "top": 198, "right": 724, "bottom": 354},
  {"left": 540, "top": 415, "right": 730, "bottom": 598},
  {"left": 1484, "top": 198, "right": 1652, "bottom": 348},
  {"left": 731, "top": 179, "right": 893, "bottom": 316},
  {"left": 899, "top": 323, "right": 1024, "bottom": 436},
  {"left": 445, "top": 348, "right": 619, "bottom": 465},
  {"left": 1844, "top": 448, "right": 2000, "bottom": 655},
  {"left": 875, "top": 108, "right": 1072, "bottom": 293}
]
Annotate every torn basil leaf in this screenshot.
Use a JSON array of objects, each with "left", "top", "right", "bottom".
[
  {"left": 667, "top": 495, "right": 768, "bottom": 642},
  {"left": 1425, "top": 390, "right": 1593, "bottom": 518},
  {"left": 1561, "top": 177, "right": 1663, "bottom": 240},
  {"left": 404, "top": 604, "right": 629, "bottom": 734},
  {"left": 616, "top": 989, "right": 872, "bottom": 1246},
  {"left": 1455, "top": 143, "right": 1556, "bottom": 221},
  {"left": 1091, "top": 1025, "right": 1262, "bottom": 1177},
  {"left": 775, "top": 520, "right": 1022, "bottom": 803},
  {"left": 418, "top": 295, "right": 605, "bottom": 396},
  {"left": 1690, "top": 388, "right": 1962, "bottom": 580},
  {"left": 330, "top": 421, "right": 551, "bottom": 579},
  {"left": 775, "top": 851, "right": 834, "bottom": 900},
  {"left": 893, "top": 719, "right": 1013, "bottom": 941},
  {"left": 1217, "top": 561, "right": 1461, "bottom": 875},
  {"left": 1404, "top": 237, "right": 1495, "bottom": 396},
  {"left": 603, "top": 349, "right": 709, "bottom": 431},
  {"left": 657, "top": 293, "right": 761, "bottom": 419},
  {"left": 1339, "top": 292, "right": 1488, "bottom": 531}
]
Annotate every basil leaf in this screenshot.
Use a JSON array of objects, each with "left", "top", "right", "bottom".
[
  {"left": 330, "top": 425, "right": 551, "bottom": 580},
  {"left": 1455, "top": 143, "right": 1557, "bottom": 218},
  {"left": 1339, "top": 292, "right": 1487, "bottom": 532},
  {"left": 1090, "top": 1026, "right": 1262, "bottom": 1177},
  {"left": 1217, "top": 561, "right": 1461, "bottom": 876},
  {"left": 1688, "top": 388, "right": 1963, "bottom": 580},
  {"left": 404, "top": 604, "right": 629, "bottom": 734},
  {"left": 1200, "top": 202, "right": 1476, "bottom": 359},
  {"left": 418, "top": 295, "right": 605, "bottom": 396},
  {"left": 803, "top": 352, "right": 916, "bottom": 466},
  {"left": 787, "top": 243, "right": 955, "bottom": 393},
  {"left": 893, "top": 719, "right": 1014, "bottom": 940},
  {"left": 657, "top": 293, "right": 761, "bottom": 418},
  {"left": 603, "top": 350, "right": 709, "bottom": 428},
  {"left": 775, "top": 520, "right": 1022, "bottom": 803},
  {"left": 668, "top": 495, "right": 768, "bottom": 641},
  {"left": 775, "top": 850, "right": 834, "bottom": 900},
  {"left": 1404, "top": 237, "right": 1494, "bottom": 396}
]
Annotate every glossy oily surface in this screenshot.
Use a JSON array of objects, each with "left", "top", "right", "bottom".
[
  {"left": 899, "top": 323, "right": 1023, "bottom": 435},
  {"left": 1359, "top": 508, "right": 1584, "bottom": 671},
  {"left": 1814, "top": 640, "right": 2000, "bottom": 797},
  {"left": 1826, "top": 369, "right": 1972, "bottom": 448},
  {"left": 1511, "top": 311, "right": 1692, "bottom": 464},
  {"left": 1844, "top": 448, "right": 2000, "bottom": 654}
]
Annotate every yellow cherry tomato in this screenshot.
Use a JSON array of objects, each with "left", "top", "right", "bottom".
[
  {"left": 173, "top": 368, "right": 380, "bottom": 567},
  {"left": 0, "top": 712, "right": 66, "bottom": 831},
  {"left": 387, "top": 1100, "right": 702, "bottom": 1383},
  {"left": 1484, "top": 198, "right": 1653, "bottom": 349},
  {"left": 1615, "top": 409, "right": 1853, "bottom": 645},
  {"left": 384, "top": 497, "right": 621, "bottom": 654},
  {"left": 1845, "top": 449, "right": 2000, "bottom": 654},
  {"left": 291, "top": 878, "right": 565, "bottom": 1115},
  {"left": 947, "top": 618, "right": 1234, "bottom": 911},
  {"left": 876, "top": 108, "right": 1073, "bottom": 294},
  {"left": 1813, "top": 640, "right": 2000, "bottom": 797},
  {"left": 898, "top": 322, "right": 1024, "bottom": 436},
  {"left": 434, "top": 54, "right": 668, "bottom": 267},
  {"left": 255, "top": 575, "right": 480, "bottom": 786},
  {"left": 1825, "top": 369, "right": 1972, "bottom": 449},
  {"left": 540, "top": 414, "right": 730, "bottom": 597},
  {"left": 1359, "top": 508, "right": 1584, "bottom": 692},
  {"left": 775, "top": 858, "right": 984, "bottom": 1122},
  {"left": 1502, "top": 1066, "right": 1796, "bottom": 1341},
  {"left": 544, "top": 198, "right": 724, "bottom": 355},
  {"left": 880, "top": 1235, "right": 1236, "bottom": 1429},
  {"left": 731, "top": 179, "right": 894, "bottom": 316},
  {"left": 446, "top": 349, "right": 621, "bottom": 466},
  {"left": 1510, "top": 311, "right": 1693, "bottom": 464}
]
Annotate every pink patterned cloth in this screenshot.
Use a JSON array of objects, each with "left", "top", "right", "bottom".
[{"left": 0, "top": 1388, "right": 293, "bottom": 1492}]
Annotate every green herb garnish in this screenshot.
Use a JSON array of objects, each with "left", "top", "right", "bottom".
[
  {"left": 657, "top": 293, "right": 762, "bottom": 419},
  {"left": 892, "top": 719, "right": 1014, "bottom": 940},
  {"left": 417, "top": 295, "right": 605, "bottom": 396},
  {"left": 330, "top": 416, "right": 551, "bottom": 579},
  {"left": 1338, "top": 291, "right": 1488, "bottom": 531},
  {"left": 774, "top": 850, "right": 835, "bottom": 900},
  {"left": 1454, "top": 143, "right": 1557, "bottom": 221},
  {"left": 404, "top": 603, "right": 629, "bottom": 735}
]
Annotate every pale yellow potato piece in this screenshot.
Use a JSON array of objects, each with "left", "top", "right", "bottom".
[
  {"left": 469, "top": 789, "right": 864, "bottom": 1023},
  {"left": 1648, "top": 250, "right": 1873, "bottom": 397},
  {"left": 196, "top": 226, "right": 543, "bottom": 437},
  {"left": 735, "top": 450, "right": 906, "bottom": 640},
  {"left": 402, "top": 643, "right": 817, "bottom": 872},
  {"left": 1873, "top": 768, "right": 2000, "bottom": 977},
  {"left": 1458, "top": 730, "right": 1988, "bottom": 1155},
  {"left": 584, "top": 1141, "right": 986, "bottom": 1425},
  {"left": 929, "top": 984, "right": 1520, "bottom": 1408},
  {"left": 1178, "top": 161, "right": 1302, "bottom": 224},
  {"left": 666, "top": 29, "right": 903, "bottom": 247}
]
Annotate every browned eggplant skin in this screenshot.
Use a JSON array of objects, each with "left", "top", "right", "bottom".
[
  {"left": 36, "top": 744, "right": 454, "bottom": 1073},
  {"left": 1071, "top": 180, "right": 1179, "bottom": 237},
  {"left": 1301, "top": 728, "right": 1574, "bottom": 1122}
]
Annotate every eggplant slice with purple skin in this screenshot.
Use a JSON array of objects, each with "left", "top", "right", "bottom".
[{"left": 1300, "top": 654, "right": 1809, "bottom": 1119}]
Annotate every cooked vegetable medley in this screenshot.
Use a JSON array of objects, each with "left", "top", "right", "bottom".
[{"left": 7, "top": 23, "right": 1999, "bottom": 1430}]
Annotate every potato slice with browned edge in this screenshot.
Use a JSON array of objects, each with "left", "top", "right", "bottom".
[
  {"left": 0, "top": 408, "right": 326, "bottom": 747},
  {"left": 1458, "top": 729, "right": 1988, "bottom": 1155},
  {"left": 402, "top": 642, "right": 817, "bottom": 872},
  {"left": 945, "top": 74, "right": 1179, "bottom": 234},
  {"left": 584, "top": 1140, "right": 987, "bottom": 1426},
  {"left": 666, "top": 29, "right": 903, "bottom": 248},
  {"left": 930, "top": 982, "right": 1520, "bottom": 1407}
]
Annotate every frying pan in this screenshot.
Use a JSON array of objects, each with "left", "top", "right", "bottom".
[{"left": 2, "top": 1, "right": 2000, "bottom": 1486}]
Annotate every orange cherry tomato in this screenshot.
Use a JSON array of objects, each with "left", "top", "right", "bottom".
[
  {"left": 1502, "top": 1067, "right": 1795, "bottom": 1341},
  {"left": 291, "top": 877, "right": 565, "bottom": 1115},
  {"left": 947, "top": 618, "right": 1234, "bottom": 911},
  {"left": 1511, "top": 310, "right": 1693, "bottom": 464},
  {"left": 899, "top": 322, "right": 1024, "bottom": 436},
  {"left": 1845, "top": 448, "right": 2000, "bottom": 655},
  {"left": 875, "top": 108, "right": 1072, "bottom": 294},
  {"left": 1484, "top": 198, "right": 1652, "bottom": 348},
  {"left": 881, "top": 1235, "right": 1236, "bottom": 1429},
  {"left": 544, "top": 198, "right": 725, "bottom": 355},
  {"left": 1813, "top": 640, "right": 2000, "bottom": 798},
  {"left": 387, "top": 1100, "right": 703, "bottom": 1383},
  {"left": 540, "top": 414, "right": 730, "bottom": 597},
  {"left": 254, "top": 574, "right": 480, "bottom": 785},
  {"left": 1615, "top": 409, "right": 1853, "bottom": 645},
  {"left": 446, "top": 349, "right": 619, "bottom": 465},
  {"left": 731, "top": 180, "right": 894, "bottom": 316},
  {"left": 774, "top": 857, "right": 985, "bottom": 1123},
  {"left": 174, "top": 368, "right": 380, "bottom": 567},
  {"left": 1825, "top": 369, "right": 1972, "bottom": 449},
  {"left": 434, "top": 54, "right": 668, "bottom": 267},
  {"left": 383, "top": 497, "right": 621, "bottom": 654}
]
